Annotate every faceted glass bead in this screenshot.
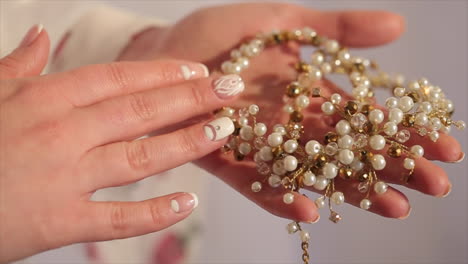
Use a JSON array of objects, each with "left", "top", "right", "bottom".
[
  {"left": 325, "top": 142, "right": 339, "bottom": 156},
  {"left": 312, "top": 88, "right": 321, "bottom": 97},
  {"left": 239, "top": 107, "right": 249, "bottom": 117},
  {"left": 329, "top": 211, "right": 342, "bottom": 223},
  {"left": 256, "top": 162, "right": 271, "bottom": 175},
  {"left": 418, "top": 127, "right": 428, "bottom": 136},
  {"left": 353, "top": 133, "right": 368, "bottom": 148},
  {"left": 358, "top": 182, "right": 369, "bottom": 193},
  {"left": 351, "top": 113, "right": 368, "bottom": 130},
  {"left": 254, "top": 137, "right": 267, "bottom": 149},
  {"left": 395, "top": 130, "right": 411, "bottom": 143}
]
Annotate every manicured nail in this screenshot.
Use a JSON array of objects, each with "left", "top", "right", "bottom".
[
  {"left": 446, "top": 152, "right": 464, "bottom": 163},
  {"left": 398, "top": 207, "right": 412, "bottom": 220},
  {"left": 171, "top": 193, "right": 198, "bottom": 213},
  {"left": 307, "top": 214, "right": 320, "bottom": 224},
  {"left": 213, "top": 74, "right": 245, "bottom": 99},
  {"left": 180, "top": 63, "right": 209, "bottom": 80},
  {"left": 440, "top": 183, "right": 452, "bottom": 198},
  {"left": 19, "top": 24, "right": 43, "bottom": 48},
  {"left": 204, "top": 117, "right": 235, "bottom": 141}
]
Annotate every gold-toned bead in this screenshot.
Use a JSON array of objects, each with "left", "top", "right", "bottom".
[
  {"left": 286, "top": 83, "right": 302, "bottom": 98},
  {"left": 290, "top": 111, "right": 304, "bottom": 122},
  {"left": 352, "top": 62, "right": 365, "bottom": 73},
  {"left": 361, "top": 104, "right": 374, "bottom": 116},
  {"left": 233, "top": 120, "right": 241, "bottom": 136},
  {"left": 272, "top": 146, "right": 283, "bottom": 157},
  {"left": 295, "top": 61, "right": 312, "bottom": 73},
  {"left": 440, "top": 116, "right": 452, "bottom": 126},
  {"left": 313, "top": 154, "right": 328, "bottom": 168},
  {"left": 329, "top": 211, "right": 342, "bottom": 223},
  {"left": 272, "top": 33, "right": 285, "bottom": 44},
  {"left": 344, "top": 101, "right": 359, "bottom": 116},
  {"left": 358, "top": 171, "right": 370, "bottom": 182},
  {"left": 387, "top": 145, "right": 402, "bottom": 158},
  {"left": 312, "top": 87, "right": 321, "bottom": 97},
  {"left": 407, "top": 92, "right": 420, "bottom": 102},
  {"left": 363, "top": 121, "right": 377, "bottom": 134},
  {"left": 402, "top": 114, "right": 416, "bottom": 127},
  {"left": 234, "top": 150, "right": 245, "bottom": 161},
  {"left": 339, "top": 167, "right": 353, "bottom": 180},
  {"left": 324, "top": 132, "right": 339, "bottom": 144},
  {"left": 310, "top": 35, "right": 324, "bottom": 46}
]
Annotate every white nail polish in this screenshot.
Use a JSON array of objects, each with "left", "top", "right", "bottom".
[
  {"left": 213, "top": 74, "right": 245, "bottom": 99},
  {"left": 200, "top": 64, "right": 210, "bottom": 77},
  {"left": 170, "top": 199, "right": 180, "bottom": 213},
  {"left": 204, "top": 117, "right": 235, "bottom": 141},
  {"left": 181, "top": 65, "right": 195, "bottom": 80},
  {"left": 188, "top": 192, "right": 199, "bottom": 209}
]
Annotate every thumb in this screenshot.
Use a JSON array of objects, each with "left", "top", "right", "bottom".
[{"left": 0, "top": 24, "right": 50, "bottom": 80}]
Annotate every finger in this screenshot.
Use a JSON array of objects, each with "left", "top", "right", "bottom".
[
  {"left": 302, "top": 9, "right": 405, "bottom": 47},
  {"left": 195, "top": 154, "right": 320, "bottom": 223},
  {"left": 79, "top": 117, "right": 234, "bottom": 190},
  {"left": 74, "top": 74, "right": 244, "bottom": 145},
  {"left": 76, "top": 193, "right": 198, "bottom": 242},
  {"left": 405, "top": 131, "right": 462, "bottom": 162},
  {"left": 0, "top": 24, "right": 49, "bottom": 80},
  {"left": 327, "top": 179, "right": 411, "bottom": 219},
  {"left": 45, "top": 60, "right": 209, "bottom": 107}
]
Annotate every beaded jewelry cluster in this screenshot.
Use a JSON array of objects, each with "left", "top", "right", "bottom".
[{"left": 215, "top": 28, "right": 465, "bottom": 264}]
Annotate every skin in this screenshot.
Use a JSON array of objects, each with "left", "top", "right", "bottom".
[{"left": 0, "top": 2, "right": 462, "bottom": 263}]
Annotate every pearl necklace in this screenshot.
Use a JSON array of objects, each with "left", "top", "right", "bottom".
[{"left": 215, "top": 28, "right": 465, "bottom": 264}]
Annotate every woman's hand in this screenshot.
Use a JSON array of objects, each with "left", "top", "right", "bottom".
[
  {"left": 0, "top": 25, "right": 245, "bottom": 263},
  {"left": 119, "top": 3, "right": 462, "bottom": 221}
]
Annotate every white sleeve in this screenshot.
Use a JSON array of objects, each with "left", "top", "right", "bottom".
[{"left": 49, "top": 6, "right": 167, "bottom": 72}]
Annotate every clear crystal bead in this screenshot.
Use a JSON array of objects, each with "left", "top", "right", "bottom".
[
  {"left": 358, "top": 182, "right": 369, "bottom": 193},
  {"left": 353, "top": 133, "right": 368, "bottom": 148},
  {"left": 256, "top": 162, "right": 271, "bottom": 175},
  {"left": 396, "top": 130, "right": 411, "bottom": 143},
  {"left": 239, "top": 107, "right": 249, "bottom": 117},
  {"left": 455, "top": 120, "right": 466, "bottom": 130},
  {"left": 350, "top": 113, "right": 367, "bottom": 129},
  {"left": 254, "top": 137, "right": 267, "bottom": 149},
  {"left": 325, "top": 142, "right": 339, "bottom": 156},
  {"left": 298, "top": 73, "right": 313, "bottom": 87},
  {"left": 418, "top": 127, "right": 428, "bottom": 136}
]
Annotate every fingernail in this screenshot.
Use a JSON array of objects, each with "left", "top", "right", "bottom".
[
  {"left": 171, "top": 193, "right": 198, "bottom": 213},
  {"left": 307, "top": 215, "right": 320, "bottom": 224},
  {"left": 213, "top": 74, "right": 245, "bottom": 99},
  {"left": 19, "top": 24, "right": 43, "bottom": 48},
  {"left": 204, "top": 117, "right": 235, "bottom": 141},
  {"left": 398, "top": 207, "right": 412, "bottom": 220},
  {"left": 181, "top": 63, "right": 209, "bottom": 80},
  {"left": 440, "top": 183, "right": 452, "bottom": 198}
]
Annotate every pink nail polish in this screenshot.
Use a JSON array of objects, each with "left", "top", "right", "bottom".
[
  {"left": 170, "top": 193, "right": 198, "bottom": 213},
  {"left": 19, "top": 24, "right": 43, "bottom": 48}
]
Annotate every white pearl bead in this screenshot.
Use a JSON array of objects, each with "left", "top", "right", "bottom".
[
  {"left": 336, "top": 120, "right": 351, "bottom": 136},
  {"left": 331, "top": 191, "right": 345, "bottom": 205},
  {"left": 237, "top": 57, "right": 250, "bottom": 69},
  {"left": 239, "top": 126, "right": 254, "bottom": 141},
  {"left": 287, "top": 222, "right": 299, "bottom": 234},
  {"left": 385, "top": 97, "right": 398, "bottom": 108},
  {"left": 283, "top": 193, "right": 295, "bottom": 204},
  {"left": 330, "top": 93, "right": 342, "bottom": 104},
  {"left": 268, "top": 174, "right": 282, "bottom": 188},
  {"left": 360, "top": 199, "right": 372, "bottom": 210},
  {"left": 238, "top": 116, "right": 249, "bottom": 126},
  {"left": 259, "top": 146, "right": 273, "bottom": 161},
  {"left": 295, "top": 95, "right": 310, "bottom": 108},
  {"left": 429, "top": 117, "right": 442, "bottom": 130},
  {"left": 310, "top": 68, "right": 322, "bottom": 81},
  {"left": 351, "top": 158, "right": 364, "bottom": 171},
  {"left": 388, "top": 108, "right": 403, "bottom": 124},
  {"left": 300, "top": 230, "right": 310, "bottom": 242},
  {"left": 305, "top": 140, "right": 322, "bottom": 156},
  {"left": 283, "top": 104, "right": 294, "bottom": 113},
  {"left": 283, "top": 139, "right": 298, "bottom": 153},
  {"left": 303, "top": 171, "right": 317, "bottom": 186},
  {"left": 254, "top": 123, "right": 267, "bottom": 136},
  {"left": 371, "top": 154, "right": 386, "bottom": 170},
  {"left": 429, "top": 131, "right": 439, "bottom": 142},
  {"left": 315, "top": 197, "right": 326, "bottom": 208},
  {"left": 383, "top": 121, "right": 398, "bottom": 136},
  {"left": 267, "top": 132, "right": 283, "bottom": 147},
  {"left": 398, "top": 96, "right": 414, "bottom": 112},
  {"left": 419, "top": 102, "right": 432, "bottom": 113},
  {"left": 313, "top": 177, "right": 329, "bottom": 191},
  {"left": 369, "top": 109, "right": 384, "bottom": 124},
  {"left": 410, "top": 145, "right": 424, "bottom": 158},
  {"left": 273, "top": 125, "right": 287, "bottom": 135},
  {"left": 408, "top": 81, "right": 420, "bottom": 91},
  {"left": 415, "top": 113, "right": 428, "bottom": 126},
  {"left": 374, "top": 181, "right": 388, "bottom": 194},
  {"left": 338, "top": 149, "right": 354, "bottom": 165},
  {"left": 369, "top": 135, "right": 386, "bottom": 150},
  {"left": 248, "top": 104, "right": 259, "bottom": 115},
  {"left": 321, "top": 102, "right": 335, "bottom": 115},
  {"left": 337, "top": 49, "right": 351, "bottom": 62},
  {"left": 251, "top": 181, "right": 262, "bottom": 192},
  {"left": 272, "top": 160, "right": 286, "bottom": 175},
  {"left": 321, "top": 62, "right": 332, "bottom": 74},
  {"left": 311, "top": 52, "right": 324, "bottom": 65},
  {"left": 230, "top": 49, "right": 242, "bottom": 59},
  {"left": 337, "top": 135, "right": 354, "bottom": 149},
  {"left": 403, "top": 158, "right": 415, "bottom": 170},
  {"left": 323, "top": 163, "right": 338, "bottom": 179},
  {"left": 284, "top": 155, "right": 298, "bottom": 171},
  {"left": 238, "top": 142, "right": 252, "bottom": 155},
  {"left": 324, "top": 39, "right": 340, "bottom": 53},
  {"left": 394, "top": 87, "right": 406, "bottom": 97}
]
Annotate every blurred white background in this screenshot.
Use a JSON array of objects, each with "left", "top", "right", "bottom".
[{"left": 1, "top": 0, "right": 467, "bottom": 263}]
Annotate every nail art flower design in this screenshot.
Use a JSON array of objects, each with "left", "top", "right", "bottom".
[{"left": 214, "top": 74, "right": 245, "bottom": 97}]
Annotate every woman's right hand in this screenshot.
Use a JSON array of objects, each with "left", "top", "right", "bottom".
[{"left": 0, "top": 25, "right": 254, "bottom": 263}]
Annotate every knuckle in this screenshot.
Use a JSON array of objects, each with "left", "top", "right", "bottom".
[
  {"left": 176, "top": 128, "right": 202, "bottom": 156},
  {"left": 125, "top": 140, "right": 152, "bottom": 171},
  {"left": 186, "top": 79, "right": 208, "bottom": 109},
  {"left": 128, "top": 92, "right": 156, "bottom": 121},
  {"left": 156, "top": 62, "right": 180, "bottom": 82},
  {"left": 109, "top": 203, "right": 128, "bottom": 235},
  {"left": 102, "top": 63, "right": 132, "bottom": 94},
  {"left": 149, "top": 202, "right": 167, "bottom": 227},
  {"left": 0, "top": 55, "right": 22, "bottom": 78}
]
